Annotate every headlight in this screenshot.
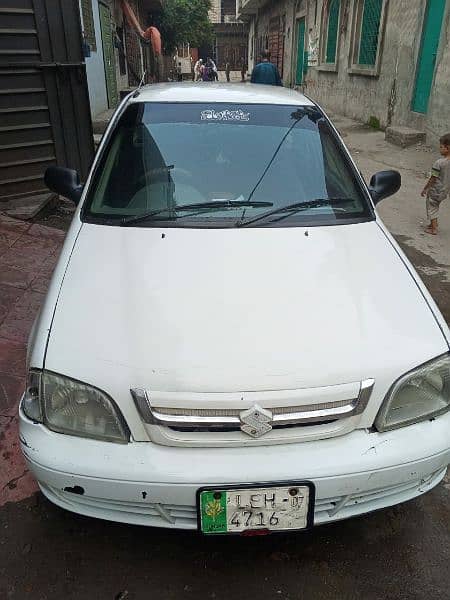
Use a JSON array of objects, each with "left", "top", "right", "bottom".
[
  {"left": 22, "top": 370, "right": 129, "bottom": 443},
  {"left": 375, "top": 354, "right": 450, "bottom": 432},
  {"left": 22, "top": 370, "right": 43, "bottom": 423}
]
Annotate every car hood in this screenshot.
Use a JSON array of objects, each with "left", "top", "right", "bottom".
[{"left": 45, "top": 221, "right": 446, "bottom": 394}]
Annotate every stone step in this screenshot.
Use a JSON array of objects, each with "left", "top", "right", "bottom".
[
  {"left": 385, "top": 126, "right": 426, "bottom": 148},
  {"left": 0, "top": 193, "right": 56, "bottom": 220}
]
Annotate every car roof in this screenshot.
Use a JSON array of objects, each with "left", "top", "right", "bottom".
[{"left": 129, "top": 83, "right": 315, "bottom": 106}]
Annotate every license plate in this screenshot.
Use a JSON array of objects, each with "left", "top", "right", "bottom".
[{"left": 198, "top": 482, "right": 314, "bottom": 534}]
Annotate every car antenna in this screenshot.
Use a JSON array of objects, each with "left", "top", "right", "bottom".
[{"left": 133, "top": 70, "right": 147, "bottom": 98}]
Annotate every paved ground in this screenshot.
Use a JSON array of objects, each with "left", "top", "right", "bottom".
[
  {"left": 0, "top": 115, "right": 448, "bottom": 600},
  {"left": 0, "top": 217, "right": 65, "bottom": 512}
]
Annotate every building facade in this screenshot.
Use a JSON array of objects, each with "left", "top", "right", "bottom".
[
  {"left": 210, "top": 0, "right": 249, "bottom": 69},
  {"left": 79, "top": 0, "right": 163, "bottom": 117},
  {"left": 239, "top": 0, "right": 450, "bottom": 144},
  {"left": 239, "top": 0, "right": 305, "bottom": 83}
]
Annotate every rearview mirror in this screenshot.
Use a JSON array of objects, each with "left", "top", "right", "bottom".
[
  {"left": 369, "top": 170, "right": 401, "bottom": 205},
  {"left": 44, "top": 166, "right": 83, "bottom": 205}
]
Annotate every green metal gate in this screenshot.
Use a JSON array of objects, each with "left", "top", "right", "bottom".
[
  {"left": 99, "top": 1, "right": 118, "bottom": 108},
  {"left": 412, "top": 0, "right": 446, "bottom": 114},
  {"left": 295, "top": 18, "right": 306, "bottom": 85}
]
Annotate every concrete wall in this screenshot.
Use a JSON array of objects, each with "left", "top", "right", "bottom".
[
  {"left": 80, "top": 0, "right": 108, "bottom": 117},
  {"left": 209, "top": 0, "right": 222, "bottom": 23},
  {"left": 304, "top": 1, "right": 425, "bottom": 130},
  {"left": 425, "top": 4, "right": 450, "bottom": 142},
  {"left": 282, "top": 0, "right": 301, "bottom": 87},
  {"left": 303, "top": 0, "right": 450, "bottom": 145}
]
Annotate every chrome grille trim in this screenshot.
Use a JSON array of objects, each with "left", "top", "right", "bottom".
[
  {"left": 149, "top": 398, "right": 353, "bottom": 417},
  {"left": 131, "top": 379, "right": 374, "bottom": 430}
]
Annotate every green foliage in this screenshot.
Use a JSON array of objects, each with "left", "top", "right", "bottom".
[
  {"left": 156, "top": 0, "right": 214, "bottom": 54},
  {"left": 368, "top": 115, "right": 381, "bottom": 129}
]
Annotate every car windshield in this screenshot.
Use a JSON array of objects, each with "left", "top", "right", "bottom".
[{"left": 83, "top": 102, "right": 372, "bottom": 227}]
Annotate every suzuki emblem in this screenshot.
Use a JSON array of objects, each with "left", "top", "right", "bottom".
[{"left": 239, "top": 404, "right": 273, "bottom": 438}]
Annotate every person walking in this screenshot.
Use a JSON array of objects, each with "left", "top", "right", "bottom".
[
  {"left": 176, "top": 61, "right": 183, "bottom": 82},
  {"left": 240, "top": 57, "right": 247, "bottom": 82},
  {"left": 194, "top": 58, "right": 203, "bottom": 81},
  {"left": 250, "top": 50, "right": 282, "bottom": 86},
  {"left": 209, "top": 57, "right": 218, "bottom": 81},
  {"left": 421, "top": 133, "right": 450, "bottom": 235},
  {"left": 225, "top": 61, "right": 231, "bottom": 83}
]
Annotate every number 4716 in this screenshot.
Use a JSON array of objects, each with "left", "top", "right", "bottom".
[{"left": 230, "top": 511, "right": 279, "bottom": 527}]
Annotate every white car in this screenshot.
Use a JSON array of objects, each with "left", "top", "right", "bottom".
[{"left": 21, "top": 84, "right": 449, "bottom": 534}]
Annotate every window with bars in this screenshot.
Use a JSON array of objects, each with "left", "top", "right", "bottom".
[
  {"left": 358, "top": 0, "right": 383, "bottom": 66},
  {"left": 325, "top": 0, "right": 340, "bottom": 64},
  {"left": 80, "top": 0, "right": 96, "bottom": 52},
  {"left": 349, "top": 0, "right": 386, "bottom": 74}
]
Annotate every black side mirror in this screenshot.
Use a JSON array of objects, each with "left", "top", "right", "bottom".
[
  {"left": 44, "top": 166, "right": 83, "bottom": 205},
  {"left": 369, "top": 170, "right": 401, "bottom": 205}
]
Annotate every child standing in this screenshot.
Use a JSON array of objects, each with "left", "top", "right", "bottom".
[{"left": 421, "top": 133, "right": 450, "bottom": 235}]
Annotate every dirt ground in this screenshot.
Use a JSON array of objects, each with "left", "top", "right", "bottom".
[{"left": 1, "top": 110, "right": 449, "bottom": 600}]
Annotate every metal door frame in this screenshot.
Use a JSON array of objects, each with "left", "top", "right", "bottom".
[{"left": 411, "top": 0, "right": 446, "bottom": 114}]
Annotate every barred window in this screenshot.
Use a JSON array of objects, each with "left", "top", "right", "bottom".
[
  {"left": 349, "top": 0, "right": 386, "bottom": 75},
  {"left": 358, "top": 0, "right": 383, "bottom": 65},
  {"left": 80, "top": 0, "right": 96, "bottom": 52},
  {"left": 325, "top": 0, "right": 340, "bottom": 64}
]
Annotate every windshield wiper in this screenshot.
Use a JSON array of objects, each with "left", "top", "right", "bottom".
[
  {"left": 121, "top": 200, "right": 273, "bottom": 226},
  {"left": 236, "top": 198, "right": 358, "bottom": 227}
]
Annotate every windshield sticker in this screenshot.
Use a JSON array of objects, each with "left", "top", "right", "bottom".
[{"left": 201, "top": 109, "right": 250, "bottom": 122}]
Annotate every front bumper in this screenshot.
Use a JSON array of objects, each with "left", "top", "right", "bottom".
[{"left": 20, "top": 407, "right": 450, "bottom": 530}]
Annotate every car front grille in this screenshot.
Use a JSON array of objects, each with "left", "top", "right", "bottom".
[{"left": 130, "top": 380, "right": 374, "bottom": 446}]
